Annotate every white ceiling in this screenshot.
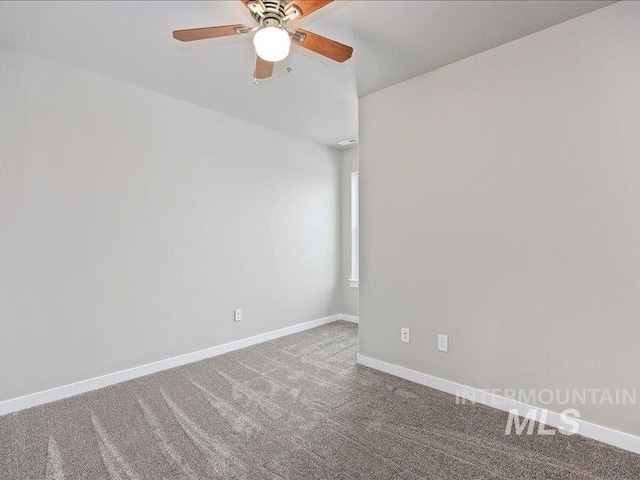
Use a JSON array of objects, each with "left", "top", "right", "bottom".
[{"left": 0, "top": 1, "right": 613, "bottom": 146}]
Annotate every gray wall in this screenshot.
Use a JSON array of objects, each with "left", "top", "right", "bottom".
[
  {"left": 340, "top": 147, "right": 359, "bottom": 317},
  {"left": 0, "top": 46, "right": 341, "bottom": 402},
  {"left": 359, "top": 1, "right": 640, "bottom": 436}
]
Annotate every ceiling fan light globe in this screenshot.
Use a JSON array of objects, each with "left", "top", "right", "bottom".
[{"left": 253, "top": 26, "right": 291, "bottom": 62}]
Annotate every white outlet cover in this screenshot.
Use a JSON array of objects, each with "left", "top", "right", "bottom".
[
  {"left": 234, "top": 309, "right": 242, "bottom": 322},
  {"left": 401, "top": 327, "right": 410, "bottom": 344},
  {"left": 438, "top": 334, "right": 448, "bottom": 352}
]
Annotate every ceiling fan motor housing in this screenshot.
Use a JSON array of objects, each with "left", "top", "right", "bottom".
[{"left": 249, "top": 0, "right": 301, "bottom": 27}]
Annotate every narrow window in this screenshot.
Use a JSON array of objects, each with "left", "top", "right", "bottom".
[{"left": 349, "top": 172, "right": 359, "bottom": 288}]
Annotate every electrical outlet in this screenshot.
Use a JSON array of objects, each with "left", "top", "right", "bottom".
[
  {"left": 438, "top": 334, "right": 448, "bottom": 352},
  {"left": 234, "top": 309, "right": 242, "bottom": 322},
  {"left": 401, "top": 327, "right": 410, "bottom": 344}
]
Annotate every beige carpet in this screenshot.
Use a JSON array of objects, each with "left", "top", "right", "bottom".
[{"left": 1, "top": 321, "right": 639, "bottom": 479}]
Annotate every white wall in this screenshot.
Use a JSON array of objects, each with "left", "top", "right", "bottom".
[
  {"left": 0, "top": 46, "right": 341, "bottom": 402},
  {"left": 340, "top": 147, "right": 359, "bottom": 317},
  {"left": 359, "top": 1, "right": 640, "bottom": 436}
]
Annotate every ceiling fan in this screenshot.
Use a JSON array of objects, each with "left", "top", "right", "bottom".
[{"left": 173, "top": 0, "right": 353, "bottom": 82}]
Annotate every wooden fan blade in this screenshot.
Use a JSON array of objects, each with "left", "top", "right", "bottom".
[
  {"left": 254, "top": 56, "right": 274, "bottom": 80},
  {"left": 292, "top": 29, "right": 353, "bottom": 63},
  {"left": 173, "top": 24, "right": 249, "bottom": 42},
  {"left": 286, "top": 0, "right": 333, "bottom": 19}
]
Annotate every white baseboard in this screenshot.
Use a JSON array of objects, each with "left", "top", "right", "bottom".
[
  {"left": 0, "top": 313, "right": 343, "bottom": 416},
  {"left": 340, "top": 314, "right": 359, "bottom": 324},
  {"left": 356, "top": 354, "right": 640, "bottom": 455}
]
